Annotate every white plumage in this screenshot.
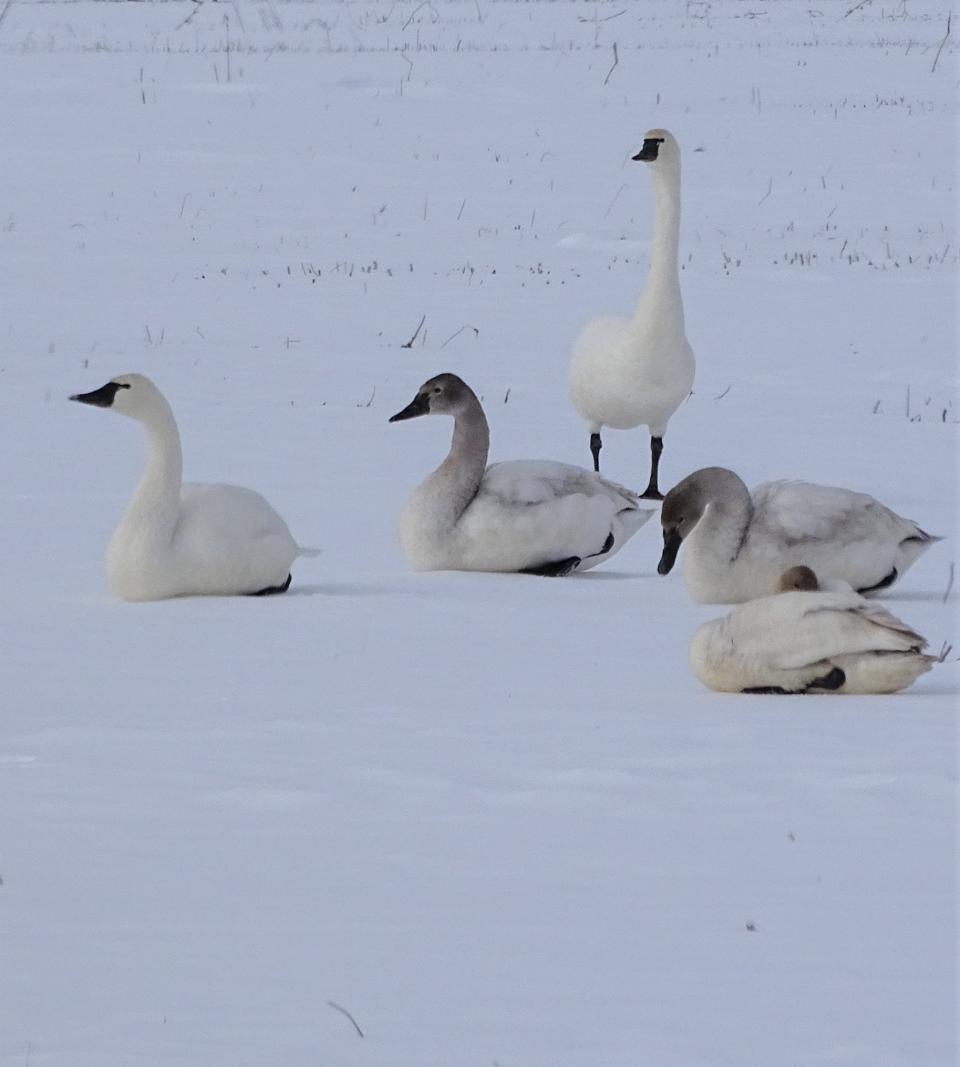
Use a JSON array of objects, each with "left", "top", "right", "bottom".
[
  {"left": 690, "top": 569, "right": 940, "bottom": 694},
  {"left": 658, "top": 467, "right": 939, "bottom": 604},
  {"left": 71, "top": 373, "right": 316, "bottom": 601},
  {"left": 390, "top": 373, "right": 652, "bottom": 575},
  {"left": 568, "top": 128, "right": 695, "bottom": 499}
]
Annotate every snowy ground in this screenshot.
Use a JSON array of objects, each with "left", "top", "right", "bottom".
[{"left": 1, "top": 1, "right": 957, "bottom": 1064}]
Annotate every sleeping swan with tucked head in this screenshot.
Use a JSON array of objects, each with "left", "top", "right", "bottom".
[
  {"left": 71, "top": 374, "right": 318, "bottom": 601},
  {"left": 390, "top": 373, "right": 653, "bottom": 575},
  {"left": 689, "top": 566, "right": 944, "bottom": 695}
]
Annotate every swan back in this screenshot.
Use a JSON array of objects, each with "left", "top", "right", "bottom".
[{"left": 690, "top": 588, "right": 937, "bottom": 694}]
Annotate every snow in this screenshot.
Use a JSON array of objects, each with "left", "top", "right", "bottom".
[{"left": 0, "top": 1, "right": 957, "bottom": 1064}]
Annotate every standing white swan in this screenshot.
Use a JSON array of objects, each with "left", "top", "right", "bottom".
[
  {"left": 71, "top": 374, "right": 317, "bottom": 601},
  {"left": 690, "top": 566, "right": 942, "bottom": 694},
  {"left": 657, "top": 467, "right": 940, "bottom": 603},
  {"left": 568, "top": 128, "right": 695, "bottom": 499},
  {"left": 389, "top": 373, "right": 653, "bottom": 575}
]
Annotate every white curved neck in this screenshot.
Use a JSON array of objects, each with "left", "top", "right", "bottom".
[
  {"left": 429, "top": 397, "right": 490, "bottom": 524},
  {"left": 119, "top": 399, "right": 183, "bottom": 545},
  {"left": 637, "top": 162, "right": 683, "bottom": 318}
]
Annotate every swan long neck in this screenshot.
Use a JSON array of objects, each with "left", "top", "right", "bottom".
[
  {"left": 637, "top": 161, "right": 683, "bottom": 318},
  {"left": 434, "top": 395, "right": 490, "bottom": 523},
  {"left": 120, "top": 397, "right": 183, "bottom": 545},
  {"left": 696, "top": 470, "right": 754, "bottom": 560}
]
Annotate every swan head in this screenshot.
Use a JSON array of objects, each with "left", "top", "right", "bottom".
[
  {"left": 778, "top": 566, "right": 820, "bottom": 593},
  {"left": 70, "top": 373, "right": 164, "bottom": 418},
  {"left": 657, "top": 474, "right": 707, "bottom": 575},
  {"left": 389, "top": 373, "right": 478, "bottom": 422},
  {"left": 632, "top": 128, "right": 679, "bottom": 167}
]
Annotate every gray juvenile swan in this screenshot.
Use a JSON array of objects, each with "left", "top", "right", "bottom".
[
  {"left": 71, "top": 374, "right": 318, "bottom": 600},
  {"left": 568, "top": 129, "right": 696, "bottom": 499},
  {"left": 658, "top": 466, "right": 939, "bottom": 603},
  {"left": 389, "top": 373, "right": 653, "bottom": 575},
  {"left": 689, "top": 566, "right": 943, "bottom": 694}
]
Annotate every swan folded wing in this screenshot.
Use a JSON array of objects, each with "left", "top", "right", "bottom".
[
  {"left": 457, "top": 471, "right": 625, "bottom": 570},
  {"left": 481, "top": 461, "right": 640, "bottom": 509},
  {"left": 734, "top": 592, "right": 927, "bottom": 671},
  {"left": 750, "top": 480, "right": 904, "bottom": 545},
  {"left": 178, "top": 483, "right": 296, "bottom": 544}
]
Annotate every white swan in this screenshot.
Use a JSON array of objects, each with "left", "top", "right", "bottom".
[
  {"left": 389, "top": 373, "right": 653, "bottom": 575},
  {"left": 71, "top": 374, "right": 317, "bottom": 601},
  {"left": 690, "top": 566, "right": 942, "bottom": 694},
  {"left": 658, "top": 467, "right": 940, "bottom": 603},
  {"left": 568, "top": 128, "right": 695, "bottom": 499}
]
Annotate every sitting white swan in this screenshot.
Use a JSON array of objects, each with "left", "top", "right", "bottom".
[
  {"left": 568, "top": 128, "right": 695, "bottom": 499},
  {"left": 389, "top": 373, "right": 653, "bottom": 575},
  {"left": 71, "top": 374, "right": 317, "bottom": 601},
  {"left": 658, "top": 466, "right": 940, "bottom": 603},
  {"left": 690, "top": 566, "right": 942, "bottom": 694}
]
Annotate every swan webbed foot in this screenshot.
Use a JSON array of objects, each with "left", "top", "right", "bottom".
[
  {"left": 742, "top": 685, "right": 791, "bottom": 695},
  {"left": 520, "top": 556, "right": 581, "bottom": 578},
  {"left": 590, "top": 432, "right": 602, "bottom": 473},
  {"left": 250, "top": 573, "right": 292, "bottom": 596},
  {"left": 640, "top": 487, "right": 665, "bottom": 501}
]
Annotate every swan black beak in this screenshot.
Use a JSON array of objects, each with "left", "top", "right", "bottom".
[
  {"left": 389, "top": 393, "right": 430, "bottom": 422},
  {"left": 69, "top": 382, "right": 126, "bottom": 408},
  {"left": 657, "top": 527, "right": 683, "bottom": 575},
  {"left": 632, "top": 138, "right": 662, "bottom": 162}
]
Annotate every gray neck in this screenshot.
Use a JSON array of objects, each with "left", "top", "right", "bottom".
[
  {"left": 692, "top": 468, "right": 754, "bottom": 562},
  {"left": 638, "top": 161, "right": 683, "bottom": 316},
  {"left": 121, "top": 398, "right": 183, "bottom": 545},
  {"left": 434, "top": 393, "right": 490, "bottom": 522}
]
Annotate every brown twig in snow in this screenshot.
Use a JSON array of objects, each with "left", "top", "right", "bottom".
[
  {"left": 175, "top": 0, "right": 206, "bottom": 31},
  {"left": 603, "top": 42, "right": 619, "bottom": 85},
  {"left": 842, "top": 0, "right": 872, "bottom": 15},
  {"left": 327, "top": 1001, "right": 364, "bottom": 1038},
  {"left": 0, "top": 0, "right": 15, "bottom": 34},
  {"left": 401, "top": 314, "right": 426, "bottom": 348},
  {"left": 440, "top": 325, "right": 479, "bottom": 348},
  {"left": 931, "top": 13, "right": 951, "bottom": 74}
]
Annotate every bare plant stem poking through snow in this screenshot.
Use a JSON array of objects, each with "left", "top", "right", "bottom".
[
  {"left": 931, "top": 13, "right": 951, "bottom": 74},
  {"left": 440, "top": 324, "right": 479, "bottom": 348},
  {"left": 603, "top": 41, "right": 619, "bottom": 85},
  {"left": 327, "top": 1000, "right": 364, "bottom": 1038},
  {"left": 943, "top": 561, "right": 954, "bottom": 604},
  {"left": 401, "top": 314, "right": 426, "bottom": 348}
]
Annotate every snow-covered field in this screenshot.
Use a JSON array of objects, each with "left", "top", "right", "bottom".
[{"left": 1, "top": 1, "right": 957, "bottom": 1063}]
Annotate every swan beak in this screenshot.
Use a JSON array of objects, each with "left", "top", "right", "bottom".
[
  {"left": 69, "top": 382, "right": 123, "bottom": 408},
  {"left": 389, "top": 393, "right": 430, "bottom": 422},
  {"left": 632, "top": 138, "right": 661, "bottom": 162},
  {"left": 657, "top": 528, "right": 683, "bottom": 575}
]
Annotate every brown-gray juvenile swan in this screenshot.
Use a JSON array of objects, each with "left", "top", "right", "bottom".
[
  {"left": 71, "top": 374, "right": 318, "bottom": 600},
  {"left": 389, "top": 373, "right": 652, "bottom": 575},
  {"left": 658, "top": 467, "right": 939, "bottom": 603}
]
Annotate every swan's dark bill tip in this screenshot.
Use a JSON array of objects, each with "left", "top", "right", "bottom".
[
  {"left": 389, "top": 393, "right": 430, "bottom": 422},
  {"left": 70, "top": 381, "right": 129, "bottom": 408}
]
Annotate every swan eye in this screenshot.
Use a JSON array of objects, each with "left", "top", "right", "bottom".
[{"left": 433, "top": 387, "right": 442, "bottom": 395}]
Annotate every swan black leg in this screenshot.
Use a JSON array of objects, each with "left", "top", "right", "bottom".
[
  {"left": 590, "top": 432, "right": 602, "bottom": 473},
  {"left": 251, "top": 573, "right": 292, "bottom": 596},
  {"left": 640, "top": 435, "right": 664, "bottom": 501}
]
